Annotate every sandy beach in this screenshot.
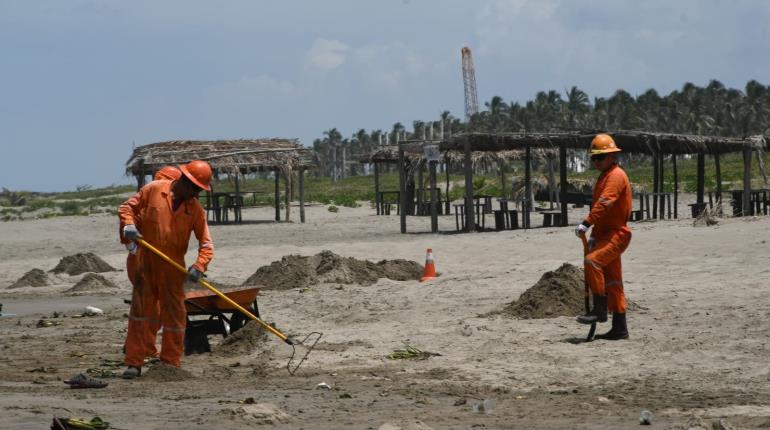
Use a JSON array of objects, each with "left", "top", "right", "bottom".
[{"left": 2, "top": 199, "right": 770, "bottom": 429}]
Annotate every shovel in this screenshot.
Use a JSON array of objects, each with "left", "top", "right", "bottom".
[
  {"left": 579, "top": 233, "right": 596, "bottom": 342},
  {"left": 136, "top": 238, "right": 322, "bottom": 375}
]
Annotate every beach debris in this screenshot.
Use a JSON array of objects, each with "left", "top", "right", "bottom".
[
  {"left": 83, "top": 306, "right": 104, "bottom": 316},
  {"left": 316, "top": 382, "right": 332, "bottom": 390},
  {"left": 36, "top": 319, "right": 62, "bottom": 328},
  {"left": 50, "top": 253, "right": 116, "bottom": 276},
  {"left": 8, "top": 268, "right": 49, "bottom": 289},
  {"left": 63, "top": 373, "right": 108, "bottom": 389},
  {"left": 51, "top": 416, "right": 109, "bottom": 430},
  {"left": 243, "top": 250, "right": 423, "bottom": 290},
  {"left": 386, "top": 344, "right": 441, "bottom": 360},
  {"left": 639, "top": 410, "right": 653, "bottom": 425},
  {"left": 472, "top": 398, "right": 496, "bottom": 414}
]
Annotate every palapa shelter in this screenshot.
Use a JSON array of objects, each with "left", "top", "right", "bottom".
[
  {"left": 125, "top": 139, "right": 316, "bottom": 223},
  {"left": 360, "top": 143, "right": 523, "bottom": 226},
  {"left": 392, "top": 131, "right": 766, "bottom": 233}
]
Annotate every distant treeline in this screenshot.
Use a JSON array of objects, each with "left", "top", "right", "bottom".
[{"left": 312, "top": 80, "right": 770, "bottom": 179}]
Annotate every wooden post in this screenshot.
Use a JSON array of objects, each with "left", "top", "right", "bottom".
[
  {"left": 299, "top": 168, "right": 306, "bottom": 223},
  {"left": 445, "top": 158, "right": 451, "bottom": 214},
  {"left": 559, "top": 143, "right": 568, "bottom": 226},
  {"left": 743, "top": 147, "right": 752, "bottom": 216},
  {"left": 524, "top": 145, "right": 532, "bottom": 229},
  {"left": 374, "top": 162, "right": 381, "bottom": 215},
  {"left": 500, "top": 163, "right": 506, "bottom": 198},
  {"left": 430, "top": 160, "right": 438, "bottom": 232},
  {"left": 714, "top": 153, "right": 722, "bottom": 215},
  {"left": 417, "top": 161, "right": 424, "bottom": 215},
  {"left": 284, "top": 169, "right": 291, "bottom": 222},
  {"left": 274, "top": 169, "right": 280, "bottom": 221},
  {"left": 652, "top": 152, "right": 659, "bottom": 219},
  {"left": 672, "top": 154, "right": 679, "bottom": 219},
  {"left": 658, "top": 153, "right": 665, "bottom": 220},
  {"left": 234, "top": 171, "right": 241, "bottom": 223},
  {"left": 697, "top": 152, "right": 705, "bottom": 207},
  {"left": 464, "top": 137, "right": 474, "bottom": 232},
  {"left": 399, "top": 143, "right": 406, "bottom": 233}
]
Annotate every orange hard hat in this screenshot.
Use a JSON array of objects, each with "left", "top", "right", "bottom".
[
  {"left": 154, "top": 166, "right": 181, "bottom": 181},
  {"left": 590, "top": 134, "right": 621, "bottom": 155},
  {"left": 179, "top": 160, "right": 212, "bottom": 191}
]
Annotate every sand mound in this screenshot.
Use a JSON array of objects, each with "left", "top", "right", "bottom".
[
  {"left": 8, "top": 269, "right": 49, "bottom": 289},
  {"left": 219, "top": 403, "right": 291, "bottom": 425},
  {"left": 50, "top": 252, "right": 116, "bottom": 276},
  {"left": 65, "top": 273, "right": 119, "bottom": 294},
  {"left": 142, "top": 362, "right": 193, "bottom": 382},
  {"left": 496, "top": 263, "right": 586, "bottom": 319},
  {"left": 242, "top": 250, "right": 423, "bottom": 290},
  {"left": 666, "top": 416, "right": 735, "bottom": 430},
  {"left": 215, "top": 321, "right": 270, "bottom": 356}
]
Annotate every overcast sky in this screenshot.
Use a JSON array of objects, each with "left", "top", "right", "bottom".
[{"left": 2, "top": 0, "right": 769, "bottom": 191}]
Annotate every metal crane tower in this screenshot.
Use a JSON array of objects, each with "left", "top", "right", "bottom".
[{"left": 461, "top": 46, "right": 479, "bottom": 121}]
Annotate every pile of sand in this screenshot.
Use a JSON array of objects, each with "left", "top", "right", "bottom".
[
  {"left": 242, "top": 250, "right": 423, "bottom": 290},
  {"left": 7, "top": 268, "right": 49, "bottom": 289},
  {"left": 65, "top": 273, "right": 119, "bottom": 294},
  {"left": 496, "top": 263, "right": 586, "bottom": 319},
  {"left": 142, "top": 362, "right": 193, "bottom": 382},
  {"left": 50, "top": 252, "right": 116, "bottom": 276},
  {"left": 215, "top": 321, "right": 270, "bottom": 356}
]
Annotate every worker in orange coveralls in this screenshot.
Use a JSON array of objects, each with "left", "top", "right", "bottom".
[
  {"left": 118, "top": 160, "right": 214, "bottom": 378},
  {"left": 119, "top": 165, "right": 184, "bottom": 361},
  {"left": 575, "top": 134, "right": 632, "bottom": 340}
]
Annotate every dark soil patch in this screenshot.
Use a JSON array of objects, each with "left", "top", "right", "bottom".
[
  {"left": 50, "top": 253, "right": 116, "bottom": 276},
  {"left": 8, "top": 269, "right": 49, "bottom": 289},
  {"left": 242, "top": 250, "right": 423, "bottom": 290},
  {"left": 65, "top": 273, "right": 119, "bottom": 294},
  {"left": 493, "top": 263, "right": 585, "bottom": 319}
]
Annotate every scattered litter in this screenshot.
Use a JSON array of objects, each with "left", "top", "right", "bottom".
[
  {"left": 83, "top": 306, "right": 104, "bottom": 316},
  {"left": 36, "top": 319, "right": 62, "bottom": 328},
  {"left": 86, "top": 368, "right": 118, "bottom": 378},
  {"left": 472, "top": 398, "right": 496, "bottom": 414},
  {"left": 639, "top": 410, "right": 653, "bottom": 425},
  {"left": 27, "top": 366, "right": 57, "bottom": 373},
  {"left": 238, "top": 397, "right": 256, "bottom": 404},
  {"left": 453, "top": 398, "right": 467, "bottom": 406},
  {"left": 316, "top": 382, "right": 332, "bottom": 390},
  {"left": 387, "top": 344, "right": 441, "bottom": 360},
  {"left": 597, "top": 396, "right": 610, "bottom": 403},
  {"left": 63, "top": 373, "right": 108, "bottom": 389},
  {"left": 51, "top": 416, "right": 109, "bottom": 430},
  {"left": 339, "top": 393, "right": 352, "bottom": 399},
  {"left": 50, "top": 253, "right": 116, "bottom": 276}
]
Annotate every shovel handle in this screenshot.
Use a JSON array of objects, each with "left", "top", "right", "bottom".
[{"left": 136, "top": 238, "right": 291, "bottom": 343}]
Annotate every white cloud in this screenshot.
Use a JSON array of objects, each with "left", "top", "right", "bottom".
[{"left": 305, "top": 38, "right": 349, "bottom": 70}]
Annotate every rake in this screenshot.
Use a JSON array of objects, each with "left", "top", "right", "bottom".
[{"left": 137, "top": 238, "right": 322, "bottom": 375}]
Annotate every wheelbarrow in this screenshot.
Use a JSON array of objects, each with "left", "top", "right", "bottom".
[
  {"left": 183, "top": 286, "right": 262, "bottom": 355},
  {"left": 137, "top": 238, "right": 322, "bottom": 375}
]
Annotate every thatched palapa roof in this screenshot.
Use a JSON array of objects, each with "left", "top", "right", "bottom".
[
  {"left": 125, "top": 139, "right": 316, "bottom": 177},
  {"left": 358, "top": 143, "right": 527, "bottom": 165},
  {"left": 440, "top": 131, "right": 766, "bottom": 155}
]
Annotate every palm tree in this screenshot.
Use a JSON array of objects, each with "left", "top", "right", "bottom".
[{"left": 564, "top": 86, "right": 589, "bottom": 130}]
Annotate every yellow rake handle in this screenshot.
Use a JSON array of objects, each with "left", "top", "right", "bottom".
[{"left": 136, "top": 238, "right": 290, "bottom": 344}]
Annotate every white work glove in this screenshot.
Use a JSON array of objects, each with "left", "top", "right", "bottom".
[
  {"left": 574, "top": 222, "right": 590, "bottom": 237},
  {"left": 187, "top": 266, "right": 203, "bottom": 283},
  {"left": 123, "top": 224, "right": 141, "bottom": 241}
]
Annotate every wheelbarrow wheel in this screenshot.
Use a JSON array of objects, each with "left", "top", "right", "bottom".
[{"left": 230, "top": 311, "right": 247, "bottom": 334}]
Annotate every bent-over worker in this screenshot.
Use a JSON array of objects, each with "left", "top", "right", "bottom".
[
  {"left": 575, "top": 134, "right": 632, "bottom": 340},
  {"left": 118, "top": 160, "right": 214, "bottom": 378}
]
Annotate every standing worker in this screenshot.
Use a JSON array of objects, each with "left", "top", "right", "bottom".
[
  {"left": 118, "top": 160, "right": 214, "bottom": 378},
  {"left": 575, "top": 134, "right": 632, "bottom": 340}
]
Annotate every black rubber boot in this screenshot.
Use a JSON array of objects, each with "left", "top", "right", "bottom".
[
  {"left": 595, "top": 312, "right": 629, "bottom": 340},
  {"left": 576, "top": 294, "right": 607, "bottom": 324}
]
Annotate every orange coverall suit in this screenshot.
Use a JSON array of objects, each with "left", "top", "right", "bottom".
[
  {"left": 119, "top": 180, "right": 213, "bottom": 368},
  {"left": 585, "top": 164, "right": 632, "bottom": 314}
]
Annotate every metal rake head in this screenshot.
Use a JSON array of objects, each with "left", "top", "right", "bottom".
[{"left": 286, "top": 331, "right": 323, "bottom": 375}]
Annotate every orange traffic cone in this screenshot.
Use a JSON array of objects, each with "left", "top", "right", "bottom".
[{"left": 420, "top": 248, "right": 437, "bottom": 282}]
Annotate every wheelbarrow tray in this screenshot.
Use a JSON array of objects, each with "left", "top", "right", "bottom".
[{"left": 184, "top": 287, "right": 260, "bottom": 314}]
